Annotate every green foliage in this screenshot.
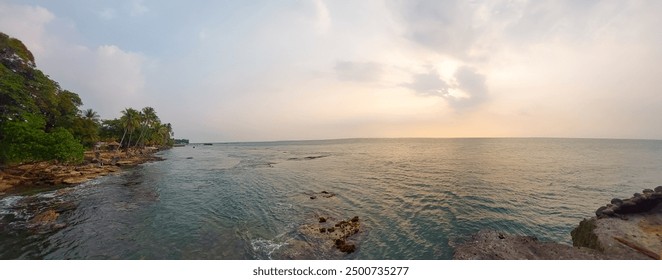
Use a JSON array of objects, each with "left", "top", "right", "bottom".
[
  {"left": 71, "top": 116, "right": 100, "bottom": 148},
  {"left": 0, "top": 114, "right": 83, "bottom": 164},
  {"left": 100, "top": 118, "right": 123, "bottom": 141},
  {"left": 44, "top": 127, "right": 85, "bottom": 163},
  {"left": 0, "top": 33, "right": 35, "bottom": 65},
  {"left": 0, "top": 114, "right": 48, "bottom": 163}
]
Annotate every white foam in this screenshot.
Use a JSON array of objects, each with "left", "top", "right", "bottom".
[
  {"left": 251, "top": 238, "right": 287, "bottom": 260},
  {"left": 0, "top": 195, "right": 23, "bottom": 215}
]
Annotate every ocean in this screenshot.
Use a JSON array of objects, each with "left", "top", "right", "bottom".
[{"left": 1, "top": 138, "right": 661, "bottom": 259}]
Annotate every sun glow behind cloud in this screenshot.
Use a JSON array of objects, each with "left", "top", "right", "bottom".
[{"left": 1, "top": 0, "right": 661, "bottom": 141}]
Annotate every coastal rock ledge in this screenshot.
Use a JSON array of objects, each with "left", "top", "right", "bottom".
[{"left": 453, "top": 187, "right": 662, "bottom": 260}]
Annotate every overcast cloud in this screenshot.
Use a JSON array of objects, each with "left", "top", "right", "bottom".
[{"left": 1, "top": 0, "right": 661, "bottom": 141}]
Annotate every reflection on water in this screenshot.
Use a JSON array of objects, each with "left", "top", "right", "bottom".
[{"left": 1, "top": 138, "right": 661, "bottom": 259}]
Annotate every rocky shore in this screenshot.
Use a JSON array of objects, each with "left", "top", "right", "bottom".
[
  {"left": 0, "top": 147, "right": 165, "bottom": 194},
  {"left": 453, "top": 187, "right": 662, "bottom": 259}
]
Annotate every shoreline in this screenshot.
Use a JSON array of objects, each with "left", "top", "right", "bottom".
[{"left": 0, "top": 147, "right": 167, "bottom": 195}]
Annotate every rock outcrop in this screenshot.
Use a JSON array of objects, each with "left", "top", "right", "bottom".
[
  {"left": 0, "top": 148, "right": 164, "bottom": 194},
  {"left": 453, "top": 230, "right": 609, "bottom": 260},
  {"left": 300, "top": 215, "right": 361, "bottom": 254},
  {"left": 454, "top": 187, "right": 662, "bottom": 260},
  {"left": 571, "top": 187, "right": 662, "bottom": 259}
]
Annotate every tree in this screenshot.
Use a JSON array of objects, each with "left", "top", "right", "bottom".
[
  {"left": 135, "top": 106, "right": 159, "bottom": 147},
  {"left": 71, "top": 108, "right": 101, "bottom": 148},
  {"left": 99, "top": 118, "right": 122, "bottom": 142},
  {"left": 0, "top": 113, "right": 83, "bottom": 164},
  {"left": 119, "top": 108, "right": 140, "bottom": 148},
  {"left": 82, "top": 108, "right": 100, "bottom": 123}
]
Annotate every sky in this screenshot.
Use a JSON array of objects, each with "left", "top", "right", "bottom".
[{"left": 1, "top": 0, "right": 661, "bottom": 142}]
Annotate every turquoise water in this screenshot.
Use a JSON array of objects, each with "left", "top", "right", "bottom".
[{"left": 1, "top": 138, "right": 662, "bottom": 259}]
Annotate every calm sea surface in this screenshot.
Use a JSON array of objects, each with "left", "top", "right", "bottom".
[{"left": 1, "top": 138, "right": 662, "bottom": 259}]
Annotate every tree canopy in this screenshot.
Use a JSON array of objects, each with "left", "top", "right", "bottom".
[{"left": 0, "top": 32, "right": 174, "bottom": 166}]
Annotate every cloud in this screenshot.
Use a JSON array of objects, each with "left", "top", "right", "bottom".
[
  {"left": 401, "top": 66, "right": 488, "bottom": 110},
  {"left": 334, "top": 61, "right": 383, "bottom": 83},
  {"left": 449, "top": 66, "right": 488, "bottom": 109},
  {"left": 401, "top": 68, "right": 449, "bottom": 97},
  {"left": 392, "top": 0, "right": 487, "bottom": 59},
  {"left": 313, "top": 0, "right": 331, "bottom": 33},
  {"left": 0, "top": 2, "right": 54, "bottom": 55},
  {"left": 0, "top": 2, "right": 147, "bottom": 119},
  {"left": 129, "top": 0, "right": 148, "bottom": 17}
]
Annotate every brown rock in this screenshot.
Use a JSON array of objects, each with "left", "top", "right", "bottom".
[
  {"left": 335, "top": 239, "right": 356, "bottom": 254},
  {"left": 30, "top": 210, "right": 59, "bottom": 224},
  {"left": 62, "top": 177, "right": 89, "bottom": 185},
  {"left": 454, "top": 230, "right": 608, "bottom": 260}
]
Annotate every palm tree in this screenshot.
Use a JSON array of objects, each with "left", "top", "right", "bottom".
[
  {"left": 119, "top": 108, "right": 140, "bottom": 148},
  {"left": 156, "top": 123, "right": 173, "bottom": 146},
  {"left": 82, "top": 108, "right": 100, "bottom": 123},
  {"left": 136, "top": 107, "right": 159, "bottom": 147},
  {"left": 155, "top": 123, "right": 168, "bottom": 146},
  {"left": 79, "top": 108, "right": 101, "bottom": 147}
]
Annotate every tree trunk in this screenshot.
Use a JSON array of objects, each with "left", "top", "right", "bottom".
[{"left": 119, "top": 128, "right": 127, "bottom": 148}]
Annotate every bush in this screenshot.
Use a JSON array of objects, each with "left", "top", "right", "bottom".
[{"left": 0, "top": 114, "right": 83, "bottom": 165}]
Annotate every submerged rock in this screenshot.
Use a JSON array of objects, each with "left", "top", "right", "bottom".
[
  {"left": 280, "top": 215, "right": 362, "bottom": 258},
  {"left": 335, "top": 239, "right": 356, "bottom": 253},
  {"left": 306, "top": 191, "right": 336, "bottom": 199},
  {"left": 29, "top": 210, "right": 59, "bottom": 224}
]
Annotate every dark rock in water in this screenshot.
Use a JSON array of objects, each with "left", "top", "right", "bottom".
[
  {"left": 186, "top": 157, "right": 193, "bottom": 159},
  {"left": 611, "top": 198, "right": 623, "bottom": 206},
  {"left": 616, "top": 198, "right": 659, "bottom": 215},
  {"left": 29, "top": 210, "right": 59, "bottom": 224},
  {"left": 308, "top": 191, "right": 335, "bottom": 199},
  {"left": 601, "top": 208, "right": 614, "bottom": 216},
  {"left": 321, "top": 192, "right": 335, "bottom": 198},
  {"left": 596, "top": 206, "right": 608, "bottom": 218},
  {"left": 292, "top": 215, "right": 362, "bottom": 257},
  {"left": 54, "top": 201, "right": 77, "bottom": 212},
  {"left": 654, "top": 186, "right": 662, "bottom": 193},
  {"left": 633, "top": 193, "right": 642, "bottom": 198},
  {"left": 335, "top": 239, "right": 356, "bottom": 254},
  {"left": 642, "top": 189, "right": 654, "bottom": 194}
]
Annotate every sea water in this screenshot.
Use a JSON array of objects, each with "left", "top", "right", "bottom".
[{"left": 1, "top": 138, "right": 661, "bottom": 259}]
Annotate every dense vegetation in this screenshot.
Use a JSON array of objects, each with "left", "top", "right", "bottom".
[{"left": 0, "top": 32, "right": 173, "bottom": 165}]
